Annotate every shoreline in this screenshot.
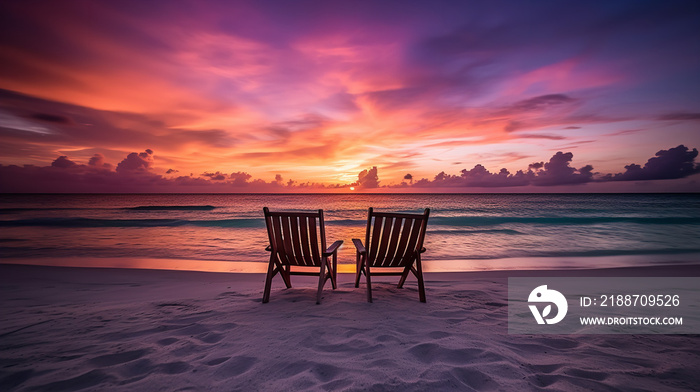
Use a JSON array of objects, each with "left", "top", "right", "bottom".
[
  {"left": 3, "top": 261, "right": 700, "bottom": 278},
  {"left": 2, "top": 252, "right": 699, "bottom": 275}
]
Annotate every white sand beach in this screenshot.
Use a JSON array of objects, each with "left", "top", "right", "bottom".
[{"left": 1, "top": 263, "right": 699, "bottom": 391}]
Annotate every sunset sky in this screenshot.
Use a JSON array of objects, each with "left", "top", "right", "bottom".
[{"left": 1, "top": 0, "right": 699, "bottom": 192}]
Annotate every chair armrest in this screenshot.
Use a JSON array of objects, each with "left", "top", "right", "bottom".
[
  {"left": 420, "top": 247, "right": 426, "bottom": 253},
  {"left": 352, "top": 239, "right": 366, "bottom": 254},
  {"left": 323, "top": 240, "right": 343, "bottom": 256},
  {"left": 265, "top": 245, "right": 272, "bottom": 252}
]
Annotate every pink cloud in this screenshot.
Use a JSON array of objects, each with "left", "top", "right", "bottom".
[{"left": 0, "top": 1, "right": 699, "bottom": 190}]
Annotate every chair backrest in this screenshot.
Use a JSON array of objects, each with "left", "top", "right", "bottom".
[
  {"left": 264, "top": 207, "right": 327, "bottom": 266},
  {"left": 364, "top": 208, "right": 430, "bottom": 268}
]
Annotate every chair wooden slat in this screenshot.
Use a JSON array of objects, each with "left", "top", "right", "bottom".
[
  {"left": 375, "top": 216, "right": 395, "bottom": 267},
  {"left": 368, "top": 216, "right": 383, "bottom": 264},
  {"left": 271, "top": 215, "right": 289, "bottom": 265},
  {"left": 299, "top": 216, "right": 313, "bottom": 266},
  {"left": 385, "top": 217, "right": 404, "bottom": 266},
  {"left": 318, "top": 210, "right": 327, "bottom": 257},
  {"left": 309, "top": 216, "right": 321, "bottom": 263},
  {"left": 364, "top": 207, "right": 373, "bottom": 250},
  {"left": 399, "top": 217, "right": 424, "bottom": 267},
  {"left": 391, "top": 218, "right": 414, "bottom": 266},
  {"left": 289, "top": 216, "right": 305, "bottom": 265},
  {"left": 281, "top": 215, "right": 297, "bottom": 265}
]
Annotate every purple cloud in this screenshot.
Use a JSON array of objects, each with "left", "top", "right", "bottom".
[
  {"left": 88, "top": 153, "right": 111, "bottom": 169},
  {"left": 356, "top": 166, "right": 379, "bottom": 188},
  {"left": 531, "top": 152, "right": 593, "bottom": 186},
  {"left": 51, "top": 156, "right": 77, "bottom": 169},
  {"left": 404, "top": 146, "right": 698, "bottom": 189},
  {"left": 604, "top": 145, "right": 700, "bottom": 181},
  {"left": 202, "top": 171, "right": 227, "bottom": 181},
  {"left": 116, "top": 149, "right": 154, "bottom": 173},
  {"left": 528, "top": 161, "right": 544, "bottom": 171},
  {"left": 229, "top": 172, "right": 252, "bottom": 185},
  {"left": 1, "top": 146, "right": 699, "bottom": 193}
]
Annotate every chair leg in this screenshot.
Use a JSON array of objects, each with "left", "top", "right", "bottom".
[
  {"left": 328, "top": 256, "right": 337, "bottom": 290},
  {"left": 262, "top": 256, "right": 275, "bottom": 303},
  {"left": 415, "top": 257, "right": 426, "bottom": 303},
  {"left": 332, "top": 252, "right": 338, "bottom": 286},
  {"left": 366, "top": 264, "right": 373, "bottom": 303},
  {"left": 280, "top": 263, "right": 292, "bottom": 288},
  {"left": 355, "top": 254, "right": 364, "bottom": 288},
  {"left": 316, "top": 259, "right": 327, "bottom": 304},
  {"left": 397, "top": 265, "right": 412, "bottom": 288}
]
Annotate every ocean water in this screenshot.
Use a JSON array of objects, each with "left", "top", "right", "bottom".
[{"left": 1, "top": 193, "right": 699, "bottom": 271}]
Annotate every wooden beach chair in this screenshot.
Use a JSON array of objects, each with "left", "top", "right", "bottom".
[
  {"left": 262, "top": 207, "right": 342, "bottom": 304},
  {"left": 353, "top": 208, "right": 430, "bottom": 302}
]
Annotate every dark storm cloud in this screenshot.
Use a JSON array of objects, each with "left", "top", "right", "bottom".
[{"left": 604, "top": 145, "right": 700, "bottom": 181}]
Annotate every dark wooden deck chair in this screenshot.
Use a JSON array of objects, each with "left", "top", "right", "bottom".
[
  {"left": 353, "top": 208, "right": 430, "bottom": 302},
  {"left": 262, "top": 207, "right": 342, "bottom": 304}
]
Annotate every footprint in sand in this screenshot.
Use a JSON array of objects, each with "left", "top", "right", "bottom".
[
  {"left": 33, "top": 369, "right": 114, "bottom": 391},
  {"left": 89, "top": 349, "right": 149, "bottom": 367},
  {"left": 428, "top": 331, "right": 451, "bottom": 339},
  {"left": 212, "top": 356, "right": 258, "bottom": 379},
  {"left": 205, "top": 357, "right": 230, "bottom": 366},
  {"left": 451, "top": 367, "right": 500, "bottom": 390},
  {"left": 158, "top": 361, "right": 191, "bottom": 375},
  {"left": 196, "top": 332, "right": 224, "bottom": 344},
  {"left": 408, "top": 343, "right": 502, "bottom": 364},
  {"left": 157, "top": 337, "right": 178, "bottom": 346}
]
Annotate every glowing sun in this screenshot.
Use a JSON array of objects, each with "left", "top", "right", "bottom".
[{"left": 350, "top": 186, "right": 355, "bottom": 191}]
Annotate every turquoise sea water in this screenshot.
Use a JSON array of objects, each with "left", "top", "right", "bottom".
[{"left": 1, "top": 193, "right": 699, "bottom": 271}]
